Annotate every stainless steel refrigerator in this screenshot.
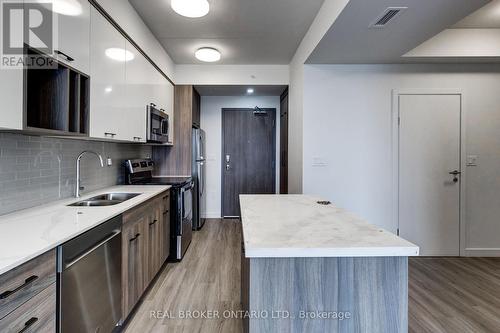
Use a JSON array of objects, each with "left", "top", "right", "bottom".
[{"left": 192, "top": 128, "right": 206, "bottom": 230}]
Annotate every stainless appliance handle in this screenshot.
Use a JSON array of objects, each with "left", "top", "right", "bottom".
[
  {"left": 161, "top": 118, "right": 169, "bottom": 135},
  {"left": 199, "top": 163, "right": 204, "bottom": 196},
  {"left": 64, "top": 230, "right": 121, "bottom": 269}
]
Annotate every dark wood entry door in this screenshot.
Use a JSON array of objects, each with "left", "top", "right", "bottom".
[
  {"left": 222, "top": 108, "right": 276, "bottom": 217},
  {"left": 280, "top": 90, "right": 288, "bottom": 194}
]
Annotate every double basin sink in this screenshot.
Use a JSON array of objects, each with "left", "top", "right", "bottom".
[{"left": 68, "top": 193, "right": 141, "bottom": 207}]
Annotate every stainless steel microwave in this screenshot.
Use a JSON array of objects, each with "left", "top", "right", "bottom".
[{"left": 146, "top": 103, "right": 169, "bottom": 143}]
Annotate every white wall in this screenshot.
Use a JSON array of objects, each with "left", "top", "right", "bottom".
[
  {"left": 200, "top": 96, "right": 281, "bottom": 218},
  {"left": 288, "top": 0, "right": 350, "bottom": 194},
  {"left": 303, "top": 64, "right": 500, "bottom": 255},
  {"left": 96, "top": 0, "right": 175, "bottom": 79},
  {"left": 175, "top": 65, "right": 289, "bottom": 85}
]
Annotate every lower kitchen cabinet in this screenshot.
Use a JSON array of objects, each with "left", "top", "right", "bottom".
[
  {"left": 146, "top": 198, "right": 163, "bottom": 284},
  {"left": 0, "top": 250, "right": 56, "bottom": 333},
  {"left": 122, "top": 190, "right": 171, "bottom": 318},
  {"left": 0, "top": 283, "right": 56, "bottom": 333},
  {"left": 162, "top": 192, "right": 171, "bottom": 262},
  {"left": 122, "top": 205, "right": 148, "bottom": 317}
]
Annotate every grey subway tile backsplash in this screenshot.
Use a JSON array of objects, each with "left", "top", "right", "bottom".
[{"left": 0, "top": 133, "right": 152, "bottom": 216}]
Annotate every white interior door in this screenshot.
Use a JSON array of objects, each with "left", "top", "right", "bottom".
[{"left": 399, "top": 94, "right": 461, "bottom": 256}]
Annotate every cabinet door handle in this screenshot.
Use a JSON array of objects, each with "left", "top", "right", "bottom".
[
  {"left": 0, "top": 275, "right": 39, "bottom": 300},
  {"left": 149, "top": 219, "right": 158, "bottom": 226},
  {"left": 18, "top": 317, "right": 38, "bottom": 333},
  {"left": 104, "top": 132, "right": 116, "bottom": 137},
  {"left": 129, "top": 233, "right": 140, "bottom": 242},
  {"left": 54, "top": 50, "right": 74, "bottom": 62},
  {"left": 133, "top": 137, "right": 142, "bottom": 141}
]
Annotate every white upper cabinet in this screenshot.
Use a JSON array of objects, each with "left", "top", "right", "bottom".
[
  {"left": 124, "top": 41, "right": 148, "bottom": 143},
  {"left": 0, "top": 69, "right": 23, "bottom": 130},
  {"left": 162, "top": 77, "right": 174, "bottom": 144},
  {"left": 55, "top": 0, "right": 90, "bottom": 73},
  {"left": 26, "top": 0, "right": 90, "bottom": 74},
  {"left": 89, "top": 6, "right": 126, "bottom": 140}
]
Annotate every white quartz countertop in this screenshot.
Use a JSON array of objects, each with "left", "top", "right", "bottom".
[
  {"left": 0, "top": 185, "right": 171, "bottom": 275},
  {"left": 240, "top": 195, "right": 419, "bottom": 258}
]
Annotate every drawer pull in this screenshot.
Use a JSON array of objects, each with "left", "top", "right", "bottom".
[
  {"left": 149, "top": 219, "right": 158, "bottom": 226},
  {"left": 129, "top": 233, "right": 140, "bottom": 242},
  {"left": 55, "top": 50, "right": 74, "bottom": 62},
  {"left": 18, "top": 317, "right": 38, "bottom": 333},
  {"left": 0, "top": 275, "right": 38, "bottom": 300},
  {"left": 163, "top": 209, "right": 169, "bottom": 214}
]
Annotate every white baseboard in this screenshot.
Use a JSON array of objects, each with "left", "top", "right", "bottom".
[{"left": 463, "top": 248, "right": 500, "bottom": 257}]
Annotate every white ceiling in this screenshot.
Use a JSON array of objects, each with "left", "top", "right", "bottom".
[
  {"left": 402, "top": 0, "right": 500, "bottom": 62},
  {"left": 129, "top": 0, "right": 325, "bottom": 65},
  {"left": 306, "top": 0, "right": 490, "bottom": 64},
  {"left": 194, "top": 85, "right": 287, "bottom": 96},
  {"left": 453, "top": 0, "right": 500, "bottom": 28}
]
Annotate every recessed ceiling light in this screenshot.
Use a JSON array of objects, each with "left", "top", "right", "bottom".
[
  {"left": 247, "top": 88, "right": 254, "bottom": 94},
  {"left": 38, "top": 0, "right": 83, "bottom": 16},
  {"left": 171, "top": 0, "right": 209, "bottom": 18},
  {"left": 104, "top": 86, "right": 113, "bottom": 93},
  {"left": 195, "top": 47, "right": 221, "bottom": 62},
  {"left": 105, "top": 48, "right": 135, "bottom": 62}
]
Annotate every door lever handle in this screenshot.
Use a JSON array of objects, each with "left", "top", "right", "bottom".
[{"left": 449, "top": 170, "right": 461, "bottom": 183}]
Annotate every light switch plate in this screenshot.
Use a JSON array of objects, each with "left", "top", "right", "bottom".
[
  {"left": 466, "top": 155, "right": 478, "bottom": 166},
  {"left": 312, "top": 157, "right": 328, "bottom": 167}
]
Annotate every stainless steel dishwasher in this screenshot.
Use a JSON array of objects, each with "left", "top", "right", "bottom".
[{"left": 57, "top": 215, "right": 122, "bottom": 333}]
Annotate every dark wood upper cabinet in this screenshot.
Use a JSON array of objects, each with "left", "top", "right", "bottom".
[
  {"left": 192, "top": 88, "right": 201, "bottom": 128},
  {"left": 153, "top": 85, "right": 196, "bottom": 176},
  {"left": 25, "top": 48, "right": 90, "bottom": 136}
]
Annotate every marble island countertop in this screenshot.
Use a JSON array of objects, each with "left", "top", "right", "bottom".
[
  {"left": 0, "top": 185, "right": 171, "bottom": 275},
  {"left": 240, "top": 195, "right": 419, "bottom": 258}
]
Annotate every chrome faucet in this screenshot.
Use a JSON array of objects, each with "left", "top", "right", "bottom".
[{"left": 76, "top": 151, "right": 104, "bottom": 198}]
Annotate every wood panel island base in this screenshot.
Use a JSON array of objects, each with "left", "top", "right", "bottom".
[{"left": 239, "top": 195, "right": 419, "bottom": 333}]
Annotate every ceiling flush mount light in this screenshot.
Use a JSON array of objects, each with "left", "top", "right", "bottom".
[
  {"left": 171, "top": 0, "right": 209, "bottom": 18},
  {"left": 195, "top": 47, "right": 221, "bottom": 62},
  {"left": 247, "top": 88, "right": 254, "bottom": 94},
  {"left": 38, "top": 0, "right": 83, "bottom": 16},
  {"left": 105, "top": 48, "right": 135, "bottom": 62}
]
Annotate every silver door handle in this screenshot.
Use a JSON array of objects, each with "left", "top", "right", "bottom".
[
  {"left": 226, "top": 164, "right": 230, "bottom": 171},
  {"left": 225, "top": 154, "right": 230, "bottom": 163}
]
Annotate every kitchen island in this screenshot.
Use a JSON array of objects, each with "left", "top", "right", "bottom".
[{"left": 240, "top": 195, "right": 419, "bottom": 333}]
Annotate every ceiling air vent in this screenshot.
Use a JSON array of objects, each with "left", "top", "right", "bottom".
[{"left": 369, "top": 7, "right": 407, "bottom": 28}]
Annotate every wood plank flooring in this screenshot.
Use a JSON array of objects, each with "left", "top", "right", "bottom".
[
  {"left": 409, "top": 257, "right": 500, "bottom": 333},
  {"left": 124, "top": 219, "right": 500, "bottom": 333},
  {"left": 124, "top": 219, "right": 242, "bottom": 333}
]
